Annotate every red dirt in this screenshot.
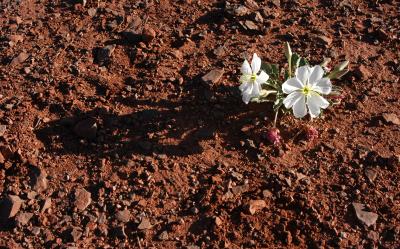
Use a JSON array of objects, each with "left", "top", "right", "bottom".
[{"left": 0, "top": 0, "right": 399, "bottom": 248}]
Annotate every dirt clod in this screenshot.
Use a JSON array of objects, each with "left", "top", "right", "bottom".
[{"left": 248, "top": 200, "right": 267, "bottom": 215}]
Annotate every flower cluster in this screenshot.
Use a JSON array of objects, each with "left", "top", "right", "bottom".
[{"left": 238, "top": 43, "right": 349, "bottom": 144}]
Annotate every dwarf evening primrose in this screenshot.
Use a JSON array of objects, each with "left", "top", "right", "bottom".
[{"left": 239, "top": 53, "right": 270, "bottom": 104}]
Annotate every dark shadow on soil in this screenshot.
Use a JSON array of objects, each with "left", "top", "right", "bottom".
[{"left": 35, "top": 74, "right": 276, "bottom": 161}]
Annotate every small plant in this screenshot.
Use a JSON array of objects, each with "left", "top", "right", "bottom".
[{"left": 239, "top": 43, "right": 349, "bottom": 144}]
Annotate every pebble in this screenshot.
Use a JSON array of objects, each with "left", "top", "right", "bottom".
[
  {"left": 201, "top": 69, "right": 224, "bottom": 84},
  {"left": 0, "top": 125, "right": 6, "bottom": 137},
  {"left": 0, "top": 195, "right": 23, "bottom": 218},
  {"left": 142, "top": 26, "right": 156, "bottom": 43},
  {"left": 70, "top": 227, "right": 83, "bottom": 242},
  {"left": 115, "top": 209, "right": 131, "bottom": 223},
  {"left": 352, "top": 202, "right": 378, "bottom": 227},
  {"left": 74, "top": 118, "right": 98, "bottom": 140},
  {"left": 32, "top": 167, "right": 48, "bottom": 193},
  {"left": 243, "top": 20, "right": 258, "bottom": 31},
  {"left": 354, "top": 65, "right": 371, "bottom": 80},
  {"left": 94, "top": 45, "right": 116, "bottom": 66},
  {"left": 87, "top": 8, "right": 97, "bottom": 17},
  {"left": 10, "top": 52, "right": 29, "bottom": 66},
  {"left": 74, "top": 188, "right": 92, "bottom": 212},
  {"left": 15, "top": 212, "right": 33, "bottom": 226},
  {"left": 382, "top": 113, "right": 400, "bottom": 125},
  {"left": 138, "top": 217, "right": 152, "bottom": 230},
  {"left": 41, "top": 198, "right": 52, "bottom": 213},
  {"left": 158, "top": 231, "right": 169, "bottom": 240},
  {"left": 248, "top": 200, "right": 267, "bottom": 215},
  {"left": 365, "top": 168, "right": 378, "bottom": 182}
]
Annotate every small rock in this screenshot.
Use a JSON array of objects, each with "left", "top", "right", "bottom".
[
  {"left": 74, "top": 188, "right": 92, "bottom": 212},
  {"left": 32, "top": 167, "right": 48, "bottom": 193},
  {"left": 248, "top": 200, "right": 266, "bottom": 215},
  {"left": 158, "top": 231, "right": 169, "bottom": 240},
  {"left": 316, "top": 35, "right": 333, "bottom": 46},
  {"left": 142, "top": 26, "right": 156, "bottom": 43},
  {"left": 262, "top": 190, "right": 273, "bottom": 198},
  {"left": 41, "top": 198, "right": 52, "bottom": 213},
  {"left": 70, "top": 227, "right": 83, "bottom": 242},
  {"left": 15, "top": 212, "right": 33, "bottom": 226},
  {"left": 233, "top": 5, "right": 249, "bottom": 16},
  {"left": 352, "top": 202, "right": 378, "bottom": 227},
  {"left": 0, "top": 195, "right": 23, "bottom": 218},
  {"left": 214, "top": 216, "right": 223, "bottom": 227},
  {"left": 244, "top": 20, "right": 258, "bottom": 31},
  {"left": 251, "top": 12, "right": 264, "bottom": 23},
  {"left": 31, "top": 226, "right": 41, "bottom": 236},
  {"left": 367, "top": 230, "right": 379, "bottom": 241},
  {"left": 137, "top": 217, "right": 152, "bottom": 230},
  {"left": 365, "top": 168, "right": 378, "bottom": 182},
  {"left": 87, "top": 8, "right": 97, "bottom": 17},
  {"left": 116, "top": 209, "right": 131, "bottom": 223},
  {"left": 94, "top": 45, "right": 116, "bottom": 66},
  {"left": 354, "top": 65, "right": 371, "bottom": 80},
  {"left": 10, "top": 52, "right": 29, "bottom": 66},
  {"left": 0, "top": 125, "right": 6, "bottom": 137},
  {"left": 231, "top": 184, "right": 249, "bottom": 195},
  {"left": 382, "top": 113, "right": 400, "bottom": 125},
  {"left": 74, "top": 118, "right": 97, "bottom": 140},
  {"left": 201, "top": 68, "right": 224, "bottom": 84}
]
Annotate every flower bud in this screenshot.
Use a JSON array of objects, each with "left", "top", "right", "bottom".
[
  {"left": 284, "top": 42, "right": 292, "bottom": 60},
  {"left": 266, "top": 128, "right": 282, "bottom": 146},
  {"left": 336, "top": 60, "right": 349, "bottom": 71}
]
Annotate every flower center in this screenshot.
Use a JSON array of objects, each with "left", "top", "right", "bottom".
[
  {"left": 250, "top": 73, "right": 257, "bottom": 82},
  {"left": 302, "top": 85, "right": 312, "bottom": 95}
]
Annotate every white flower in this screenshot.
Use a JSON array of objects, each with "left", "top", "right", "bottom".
[
  {"left": 282, "top": 65, "right": 332, "bottom": 118},
  {"left": 239, "top": 53, "right": 269, "bottom": 104}
]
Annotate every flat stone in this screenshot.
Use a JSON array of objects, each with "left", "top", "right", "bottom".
[
  {"left": 74, "top": 188, "right": 92, "bottom": 212},
  {"left": 115, "top": 209, "right": 131, "bottom": 223},
  {"left": 137, "top": 217, "right": 152, "bottom": 230},
  {"left": 0, "top": 195, "right": 23, "bottom": 218},
  {"left": 365, "top": 168, "right": 378, "bottom": 182},
  {"left": 41, "top": 198, "right": 52, "bottom": 213},
  {"left": 15, "top": 212, "right": 33, "bottom": 226},
  {"left": 158, "top": 230, "right": 169, "bottom": 240},
  {"left": 70, "top": 227, "right": 83, "bottom": 242},
  {"left": 382, "top": 113, "right": 400, "bottom": 125},
  {"left": 201, "top": 69, "right": 224, "bottom": 84},
  {"left": 244, "top": 20, "right": 258, "bottom": 30},
  {"left": 32, "top": 167, "right": 48, "bottom": 193},
  {"left": 352, "top": 202, "right": 378, "bottom": 227},
  {"left": 10, "top": 52, "right": 29, "bottom": 66},
  {"left": 248, "top": 200, "right": 266, "bottom": 215}
]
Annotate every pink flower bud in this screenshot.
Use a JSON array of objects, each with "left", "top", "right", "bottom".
[
  {"left": 305, "top": 126, "right": 318, "bottom": 141},
  {"left": 266, "top": 128, "right": 281, "bottom": 146}
]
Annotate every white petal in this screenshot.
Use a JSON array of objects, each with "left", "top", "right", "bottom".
[
  {"left": 241, "top": 60, "right": 252, "bottom": 75},
  {"left": 251, "top": 53, "right": 261, "bottom": 74},
  {"left": 295, "top": 65, "right": 311, "bottom": 85},
  {"left": 256, "top": 71, "right": 269, "bottom": 85},
  {"left": 282, "top": 77, "right": 304, "bottom": 94},
  {"left": 242, "top": 84, "right": 254, "bottom": 104},
  {"left": 240, "top": 74, "right": 252, "bottom": 84},
  {"left": 312, "top": 78, "right": 332, "bottom": 94},
  {"left": 239, "top": 82, "right": 249, "bottom": 92},
  {"left": 307, "top": 94, "right": 330, "bottom": 118},
  {"left": 251, "top": 81, "right": 261, "bottom": 97},
  {"left": 309, "top": 65, "right": 324, "bottom": 85},
  {"left": 283, "top": 91, "right": 303, "bottom": 109},
  {"left": 292, "top": 94, "right": 307, "bottom": 118}
]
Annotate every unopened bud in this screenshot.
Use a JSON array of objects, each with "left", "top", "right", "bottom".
[
  {"left": 266, "top": 128, "right": 282, "bottom": 146},
  {"left": 284, "top": 42, "right": 292, "bottom": 60}
]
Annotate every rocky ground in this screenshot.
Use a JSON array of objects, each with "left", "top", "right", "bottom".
[{"left": 0, "top": 0, "right": 399, "bottom": 248}]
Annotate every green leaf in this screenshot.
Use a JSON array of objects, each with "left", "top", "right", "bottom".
[
  {"left": 299, "top": 57, "right": 309, "bottom": 67},
  {"left": 261, "top": 63, "right": 280, "bottom": 81},
  {"left": 291, "top": 53, "right": 301, "bottom": 70}
]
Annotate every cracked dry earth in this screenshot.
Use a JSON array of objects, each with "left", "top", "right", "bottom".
[{"left": 0, "top": 0, "right": 399, "bottom": 248}]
